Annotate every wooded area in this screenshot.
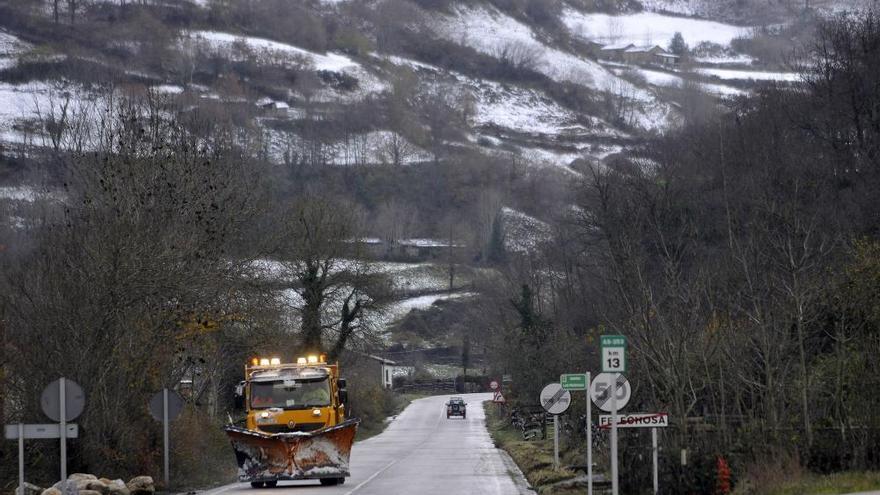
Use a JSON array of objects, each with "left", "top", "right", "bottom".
[{"left": 482, "top": 11, "right": 880, "bottom": 492}]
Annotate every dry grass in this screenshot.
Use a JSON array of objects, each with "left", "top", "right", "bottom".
[
  {"left": 733, "top": 454, "right": 880, "bottom": 495},
  {"left": 484, "top": 403, "right": 579, "bottom": 494}
]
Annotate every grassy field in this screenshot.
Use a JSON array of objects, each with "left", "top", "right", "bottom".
[
  {"left": 755, "top": 472, "right": 880, "bottom": 495},
  {"left": 483, "top": 402, "right": 586, "bottom": 494}
]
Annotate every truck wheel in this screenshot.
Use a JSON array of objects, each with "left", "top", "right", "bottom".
[
  {"left": 319, "top": 478, "right": 340, "bottom": 486},
  {"left": 264, "top": 481, "right": 277, "bottom": 488},
  {"left": 250, "top": 482, "right": 265, "bottom": 489}
]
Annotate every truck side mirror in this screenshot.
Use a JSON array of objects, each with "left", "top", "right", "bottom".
[
  {"left": 233, "top": 381, "right": 246, "bottom": 410},
  {"left": 338, "top": 378, "right": 348, "bottom": 406}
]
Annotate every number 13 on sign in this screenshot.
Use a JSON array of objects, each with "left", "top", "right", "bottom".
[{"left": 601, "top": 335, "right": 626, "bottom": 373}]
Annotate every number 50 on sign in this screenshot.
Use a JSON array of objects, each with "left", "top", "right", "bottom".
[{"left": 601, "top": 335, "right": 626, "bottom": 373}]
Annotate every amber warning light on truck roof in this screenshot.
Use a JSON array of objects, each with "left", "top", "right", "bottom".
[{"left": 250, "top": 357, "right": 282, "bottom": 366}]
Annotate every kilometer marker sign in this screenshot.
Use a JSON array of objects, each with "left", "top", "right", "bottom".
[
  {"left": 599, "top": 413, "right": 669, "bottom": 429},
  {"left": 601, "top": 334, "right": 627, "bottom": 373}
]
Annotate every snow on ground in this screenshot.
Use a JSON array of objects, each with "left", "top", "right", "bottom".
[
  {"left": 382, "top": 46, "right": 673, "bottom": 132},
  {"left": 638, "top": 0, "right": 698, "bottom": 16},
  {"left": 263, "top": 128, "right": 431, "bottom": 167},
  {"left": 191, "top": 31, "right": 356, "bottom": 71},
  {"left": 564, "top": 10, "right": 751, "bottom": 47},
  {"left": 631, "top": 68, "right": 746, "bottom": 97},
  {"left": 0, "top": 82, "right": 102, "bottom": 146},
  {"left": 696, "top": 68, "right": 801, "bottom": 82},
  {"left": 516, "top": 147, "right": 585, "bottom": 176},
  {"left": 471, "top": 79, "right": 623, "bottom": 138},
  {"left": 0, "top": 185, "right": 65, "bottom": 203},
  {"left": 151, "top": 84, "right": 185, "bottom": 94},
  {"left": 0, "top": 31, "right": 31, "bottom": 70},
  {"left": 188, "top": 31, "right": 387, "bottom": 100},
  {"left": 382, "top": 291, "right": 477, "bottom": 328},
  {"left": 501, "top": 206, "right": 553, "bottom": 254},
  {"left": 434, "top": 7, "right": 649, "bottom": 95},
  {"left": 0, "top": 186, "right": 40, "bottom": 202},
  {"left": 694, "top": 54, "right": 755, "bottom": 65}
]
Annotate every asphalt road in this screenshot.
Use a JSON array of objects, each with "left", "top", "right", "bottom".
[{"left": 205, "top": 393, "right": 534, "bottom": 495}]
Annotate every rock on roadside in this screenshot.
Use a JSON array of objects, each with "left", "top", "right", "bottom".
[
  {"left": 126, "top": 476, "right": 154, "bottom": 495},
  {"left": 15, "top": 482, "right": 42, "bottom": 495}
]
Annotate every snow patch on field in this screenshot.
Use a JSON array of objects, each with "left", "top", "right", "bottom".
[
  {"left": 0, "top": 31, "right": 31, "bottom": 70},
  {"left": 191, "top": 31, "right": 357, "bottom": 71},
  {"left": 263, "top": 128, "right": 431, "bottom": 167},
  {"left": 630, "top": 68, "right": 746, "bottom": 96},
  {"left": 384, "top": 291, "right": 477, "bottom": 327},
  {"left": 501, "top": 207, "right": 552, "bottom": 254},
  {"left": 0, "top": 82, "right": 103, "bottom": 146},
  {"left": 694, "top": 54, "right": 755, "bottom": 65},
  {"left": 638, "top": 0, "right": 698, "bottom": 15},
  {"left": 188, "top": 31, "right": 387, "bottom": 100},
  {"left": 696, "top": 68, "right": 801, "bottom": 82},
  {"left": 472, "top": 80, "right": 620, "bottom": 138},
  {"left": 564, "top": 10, "right": 750, "bottom": 47}
]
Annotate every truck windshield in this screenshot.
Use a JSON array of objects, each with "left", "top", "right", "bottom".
[{"left": 250, "top": 378, "right": 331, "bottom": 409}]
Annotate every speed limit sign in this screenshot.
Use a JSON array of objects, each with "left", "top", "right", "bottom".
[{"left": 590, "top": 373, "right": 631, "bottom": 412}]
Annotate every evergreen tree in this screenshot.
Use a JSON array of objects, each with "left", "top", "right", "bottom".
[
  {"left": 669, "top": 31, "right": 688, "bottom": 56},
  {"left": 487, "top": 212, "right": 507, "bottom": 264}
]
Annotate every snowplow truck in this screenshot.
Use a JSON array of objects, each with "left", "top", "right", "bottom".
[{"left": 225, "top": 355, "right": 359, "bottom": 487}]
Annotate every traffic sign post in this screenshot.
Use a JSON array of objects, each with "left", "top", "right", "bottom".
[
  {"left": 149, "top": 389, "right": 184, "bottom": 488},
  {"left": 40, "top": 378, "right": 85, "bottom": 482},
  {"left": 652, "top": 428, "right": 658, "bottom": 495},
  {"left": 540, "top": 383, "right": 571, "bottom": 470},
  {"left": 16, "top": 423, "right": 22, "bottom": 495},
  {"left": 5, "top": 423, "right": 80, "bottom": 494},
  {"left": 597, "top": 413, "right": 670, "bottom": 495},
  {"left": 600, "top": 335, "right": 626, "bottom": 495},
  {"left": 561, "top": 372, "right": 592, "bottom": 495}
]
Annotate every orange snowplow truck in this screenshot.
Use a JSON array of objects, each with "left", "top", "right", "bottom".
[{"left": 225, "top": 355, "right": 359, "bottom": 487}]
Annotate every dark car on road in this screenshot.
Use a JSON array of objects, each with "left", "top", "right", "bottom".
[{"left": 446, "top": 397, "right": 466, "bottom": 419}]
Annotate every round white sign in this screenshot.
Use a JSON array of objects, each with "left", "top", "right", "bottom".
[
  {"left": 540, "top": 383, "right": 572, "bottom": 415},
  {"left": 41, "top": 379, "right": 86, "bottom": 422},
  {"left": 490, "top": 380, "right": 499, "bottom": 390},
  {"left": 589, "top": 373, "right": 631, "bottom": 412}
]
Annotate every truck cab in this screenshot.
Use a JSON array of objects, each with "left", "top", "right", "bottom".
[{"left": 238, "top": 355, "right": 348, "bottom": 434}]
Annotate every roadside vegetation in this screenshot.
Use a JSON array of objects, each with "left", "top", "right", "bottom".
[{"left": 484, "top": 403, "right": 583, "bottom": 495}]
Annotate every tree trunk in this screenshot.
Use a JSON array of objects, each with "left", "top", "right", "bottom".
[{"left": 796, "top": 310, "right": 813, "bottom": 448}]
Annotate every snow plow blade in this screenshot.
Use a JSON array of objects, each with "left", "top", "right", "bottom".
[{"left": 225, "top": 419, "right": 359, "bottom": 482}]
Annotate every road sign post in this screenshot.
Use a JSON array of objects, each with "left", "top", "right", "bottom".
[
  {"left": 600, "top": 335, "right": 626, "bottom": 495},
  {"left": 561, "top": 372, "right": 591, "bottom": 495},
  {"left": 40, "top": 377, "right": 85, "bottom": 482},
  {"left": 652, "top": 428, "right": 658, "bottom": 495},
  {"left": 149, "top": 389, "right": 184, "bottom": 488},
  {"left": 540, "top": 383, "right": 571, "bottom": 470},
  {"left": 598, "top": 413, "right": 667, "bottom": 494},
  {"left": 17, "top": 423, "right": 23, "bottom": 495},
  {"left": 5, "top": 423, "right": 80, "bottom": 494},
  {"left": 586, "top": 373, "right": 592, "bottom": 495},
  {"left": 60, "top": 377, "right": 66, "bottom": 482}
]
